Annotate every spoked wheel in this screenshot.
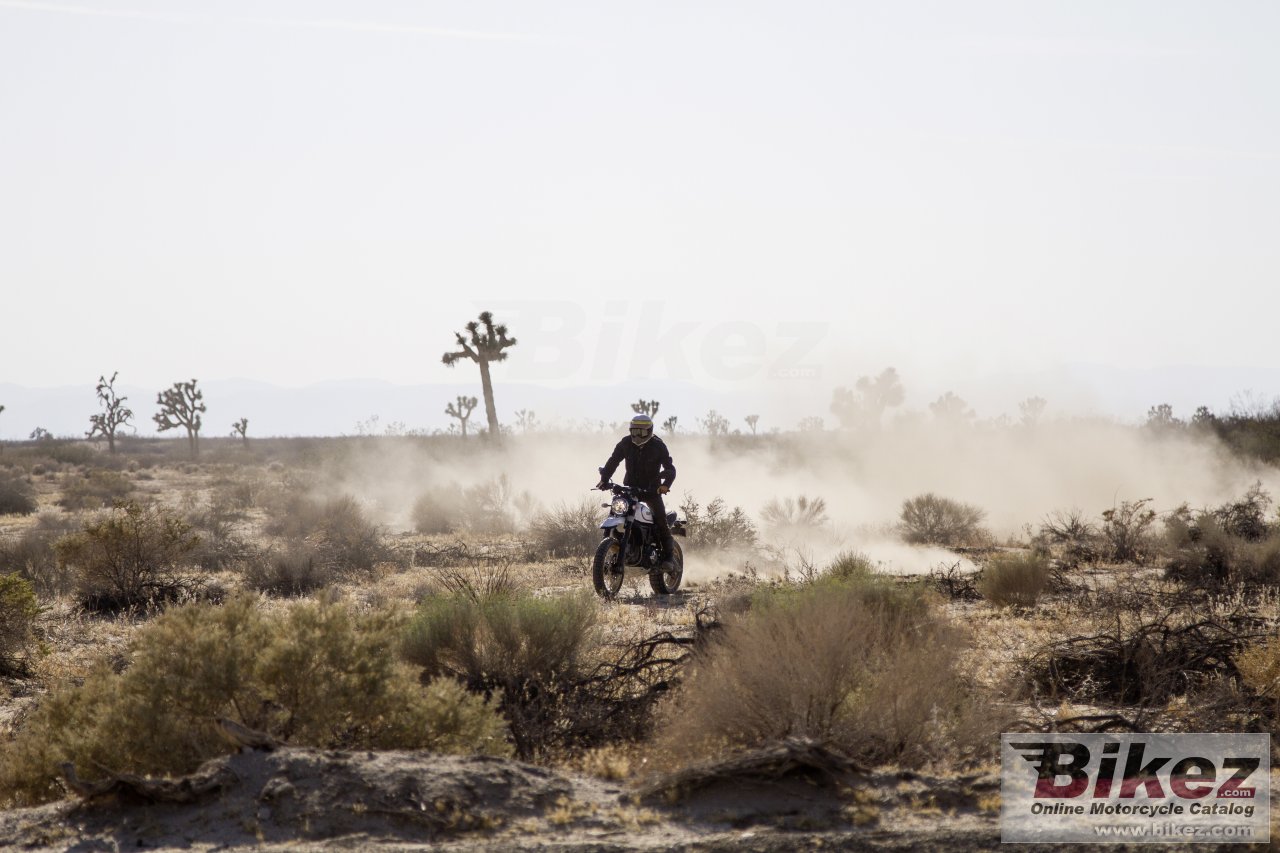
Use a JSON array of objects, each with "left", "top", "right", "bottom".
[
  {"left": 649, "top": 540, "right": 684, "bottom": 595},
  {"left": 592, "top": 537, "right": 625, "bottom": 599}
]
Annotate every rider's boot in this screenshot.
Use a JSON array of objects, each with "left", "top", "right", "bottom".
[{"left": 658, "top": 532, "right": 677, "bottom": 572}]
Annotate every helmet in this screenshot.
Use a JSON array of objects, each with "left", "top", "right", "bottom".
[{"left": 629, "top": 414, "right": 654, "bottom": 446}]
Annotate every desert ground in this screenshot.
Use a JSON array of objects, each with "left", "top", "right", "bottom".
[{"left": 3, "top": 421, "right": 1280, "bottom": 851}]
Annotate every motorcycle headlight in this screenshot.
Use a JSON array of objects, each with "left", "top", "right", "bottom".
[{"left": 611, "top": 498, "right": 629, "bottom": 515}]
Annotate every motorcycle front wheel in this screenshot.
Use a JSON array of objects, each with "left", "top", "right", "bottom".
[
  {"left": 649, "top": 539, "right": 684, "bottom": 595},
  {"left": 592, "top": 537, "right": 625, "bottom": 599}
]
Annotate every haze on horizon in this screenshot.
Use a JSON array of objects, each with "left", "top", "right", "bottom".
[{"left": 1, "top": 0, "right": 1278, "bottom": 408}]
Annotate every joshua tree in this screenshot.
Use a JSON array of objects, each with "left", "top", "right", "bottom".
[
  {"left": 631, "top": 399, "right": 660, "bottom": 418},
  {"left": 929, "top": 392, "right": 975, "bottom": 424},
  {"left": 441, "top": 311, "right": 516, "bottom": 440},
  {"left": 514, "top": 409, "right": 538, "bottom": 434},
  {"left": 831, "top": 367, "right": 905, "bottom": 431},
  {"left": 1018, "top": 396, "right": 1047, "bottom": 428},
  {"left": 698, "top": 409, "right": 730, "bottom": 437},
  {"left": 662, "top": 415, "right": 678, "bottom": 434},
  {"left": 445, "top": 395, "right": 479, "bottom": 437},
  {"left": 87, "top": 371, "right": 134, "bottom": 453},
  {"left": 154, "top": 379, "right": 206, "bottom": 458},
  {"left": 29, "top": 427, "right": 53, "bottom": 442},
  {"left": 230, "top": 418, "right": 249, "bottom": 446},
  {"left": 744, "top": 414, "right": 759, "bottom": 435}
]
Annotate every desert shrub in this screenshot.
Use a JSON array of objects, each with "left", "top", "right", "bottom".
[
  {"left": 402, "top": 589, "right": 599, "bottom": 759},
  {"left": 457, "top": 475, "right": 530, "bottom": 535},
  {"left": 0, "top": 513, "right": 80, "bottom": 598},
  {"left": 1212, "top": 482, "right": 1273, "bottom": 541},
  {"left": 899, "top": 493, "right": 986, "bottom": 547},
  {"left": 54, "top": 500, "right": 202, "bottom": 611},
  {"left": 265, "top": 493, "right": 390, "bottom": 574},
  {"left": 1100, "top": 498, "right": 1157, "bottom": 564},
  {"left": 759, "top": 495, "right": 828, "bottom": 535},
  {"left": 241, "top": 546, "right": 336, "bottom": 597},
  {"left": 0, "top": 472, "right": 37, "bottom": 516},
  {"left": 679, "top": 494, "right": 757, "bottom": 550},
  {"left": 1236, "top": 636, "right": 1280, "bottom": 720},
  {"left": 1037, "top": 509, "right": 1100, "bottom": 568},
  {"left": 528, "top": 498, "right": 602, "bottom": 558},
  {"left": 56, "top": 469, "right": 133, "bottom": 511},
  {"left": 412, "top": 489, "right": 458, "bottom": 534},
  {"left": 825, "top": 550, "right": 877, "bottom": 582},
  {"left": 979, "top": 551, "right": 1051, "bottom": 608},
  {"left": 0, "top": 574, "right": 40, "bottom": 675},
  {"left": 186, "top": 493, "right": 253, "bottom": 570},
  {"left": 0, "top": 594, "right": 511, "bottom": 806},
  {"left": 653, "top": 570, "right": 995, "bottom": 771}
]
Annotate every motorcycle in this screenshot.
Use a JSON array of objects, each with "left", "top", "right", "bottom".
[{"left": 591, "top": 481, "right": 687, "bottom": 599}]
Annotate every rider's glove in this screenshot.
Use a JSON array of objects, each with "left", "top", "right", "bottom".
[
  {"left": 596, "top": 481, "right": 609, "bottom": 491},
  {"left": 658, "top": 485, "right": 670, "bottom": 495}
]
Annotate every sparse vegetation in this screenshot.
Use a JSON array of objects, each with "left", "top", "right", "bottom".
[
  {"left": 0, "top": 594, "right": 511, "bottom": 806},
  {"left": 529, "top": 498, "right": 603, "bottom": 558},
  {"left": 86, "top": 371, "right": 133, "bottom": 454},
  {"left": 0, "top": 471, "right": 37, "bottom": 516},
  {"left": 263, "top": 493, "right": 390, "bottom": 574},
  {"left": 679, "top": 494, "right": 757, "bottom": 550},
  {"left": 153, "top": 379, "right": 206, "bottom": 459}
]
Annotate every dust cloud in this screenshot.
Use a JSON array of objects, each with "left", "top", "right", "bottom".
[{"left": 314, "top": 412, "right": 1280, "bottom": 580}]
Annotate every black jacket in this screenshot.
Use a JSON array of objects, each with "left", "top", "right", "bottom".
[{"left": 599, "top": 436, "right": 676, "bottom": 492}]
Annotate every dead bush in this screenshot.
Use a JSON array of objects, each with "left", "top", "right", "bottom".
[
  {"left": 1164, "top": 498, "right": 1280, "bottom": 588},
  {"left": 265, "top": 494, "right": 391, "bottom": 574},
  {"left": 1100, "top": 498, "right": 1157, "bottom": 564},
  {"left": 1037, "top": 509, "right": 1100, "bottom": 568},
  {"left": 0, "top": 513, "right": 80, "bottom": 598},
  {"left": 979, "top": 551, "right": 1051, "bottom": 608},
  {"left": 0, "top": 573, "right": 40, "bottom": 675},
  {"left": 186, "top": 493, "right": 253, "bottom": 570},
  {"left": 412, "top": 489, "right": 459, "bottom": 535},
  {"left": 652, "top": 572, "right": 997, "bottom": 771},
  {"left": 241, "top": 546, "right": 337, "bottom": 597},
  {"left": 54, "top": 500, "right": 202, "bottom": 611},
  {"left": 759, "top": 495, "right": 828, "bottom": 537},
  {"left": 679, "top": 494, "right": 757, "bottom": 550},
  {"left": 528, "top": 498, "right": 602, "bottom": 558},
  {"left": 0, "top": 473, "right": 37, "bottom": 516},
  {"left": 402, "top": 589, "right": 599, "bottom": 759},
  {"left": 457, "top": 475, "right": 530, "bottom": 535},
  {"left": 0, "top": 594, "right": 512, "bottom": 807},
  {"left": 898, "top": 493, "right": 986, "bottom": 547}
]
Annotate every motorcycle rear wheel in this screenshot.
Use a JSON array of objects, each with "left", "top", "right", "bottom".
[
  {"left": 592, "top": 537, "right": 624, "bottom": 599},
  {"left": 649, "top": 540, "right": 684, "bottom": 595}
]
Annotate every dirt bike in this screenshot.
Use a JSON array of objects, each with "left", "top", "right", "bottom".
[{"left": 591, "top": 481, "right": 686, "bottom": 599}]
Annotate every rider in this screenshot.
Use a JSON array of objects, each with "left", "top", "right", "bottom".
[{"left": 596, "top": 414, "right": 677, "bottom": 571}]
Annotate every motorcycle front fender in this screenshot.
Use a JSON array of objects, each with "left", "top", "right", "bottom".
[{"left": 600, "top": 517, "right": 625, "bottom": 530}]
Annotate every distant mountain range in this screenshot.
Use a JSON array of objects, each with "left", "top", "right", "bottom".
[{"left": 1, "top": 364, "right": 1277, "bottom": 440}]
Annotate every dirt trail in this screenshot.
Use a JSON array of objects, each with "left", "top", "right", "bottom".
[{"left": 0, "top": 744, "right": 1230, "bottom": 852}]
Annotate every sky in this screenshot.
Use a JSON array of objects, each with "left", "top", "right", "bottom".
[{"left": 1, "top": 1, "right": 1278, "bottom": 417}]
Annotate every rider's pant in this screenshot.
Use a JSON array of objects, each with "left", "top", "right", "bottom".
[{"left": 638, "top": 489, "right": 676, "bottom": 561}]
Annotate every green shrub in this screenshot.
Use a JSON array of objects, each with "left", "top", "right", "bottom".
[
  {"left": 54, "top": 500, "right": 202, "bottom": 611},
  {"left": 979, "top": 551, "right": 1051, "bottom": 607},
  {"left": 0, "top": 574, "right": 40, "bottom": 674},
  {"left": 0, "top": 473, "right": 37, "bottom": 516},
  {"left": 403, "top": 589, "right": 598, "bottom": 759},
  {"left": 653, "top": 570, "right": 995, "bottom": 771},
  {"left": 528, "top": 498, "right": 602, "bottom": 558},
  {"left": 899, "top": 493, "right": 986, "bottom": 547},
  {"left": 0, "top": 594, "right": 511, "bottom": 807},
  {"left": 55, "top": 469, "right": 133, "bottom": 511},
  {"left": 826, "top": 550, "right": 877, "bottom": 582}
]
